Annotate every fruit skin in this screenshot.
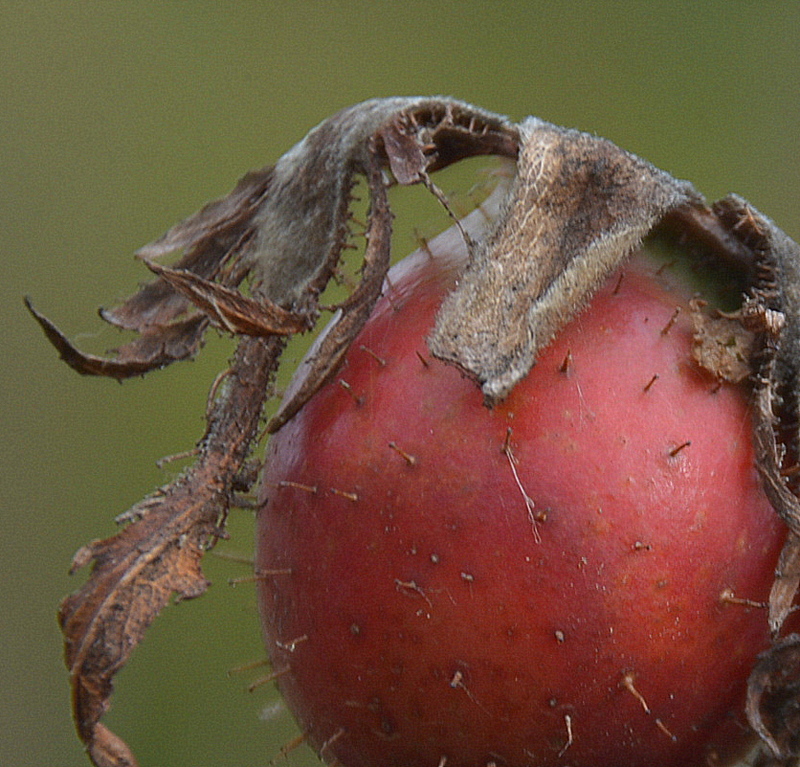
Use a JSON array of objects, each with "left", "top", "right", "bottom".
[{"left": 256, "top": 226, "right": 786, "bottom": 766}]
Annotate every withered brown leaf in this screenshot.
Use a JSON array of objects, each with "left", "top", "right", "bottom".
[
  {"left": 748, "top": 633, "right": 800, "bottom": 761},
  {"left": 428, "top": 117, "right": 698, "bottom": 404}
]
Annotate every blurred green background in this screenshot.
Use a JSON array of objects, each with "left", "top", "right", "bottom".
[{"left": 3, "top": 2, "right": 799, "bottom": 765}]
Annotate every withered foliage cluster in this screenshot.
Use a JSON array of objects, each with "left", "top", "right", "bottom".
[{"left": 28, "top": 97, "right": 800, "bottom": 766}]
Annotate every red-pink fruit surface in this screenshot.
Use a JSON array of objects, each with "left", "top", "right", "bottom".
[{"left": 256, "top": 235, "right": 785, "bottom": 767}]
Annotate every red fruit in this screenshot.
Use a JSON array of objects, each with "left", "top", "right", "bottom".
[{"left": 256, "top": 212, "right": 785, "bottom": 766}]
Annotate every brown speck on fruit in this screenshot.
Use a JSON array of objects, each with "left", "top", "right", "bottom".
[
  {"left": 329, "top": 487, "right": 359, "bottom": 502},
  {"left": 388, "top": 441, "right": 417, "bottom": 466},
  {"left": 359, "top": 344, "right": 387, "bottom": 366},
  {"left": 559, "top": 349, "right": 573, "bottom": 375},
  {"left": 668, "top": 440, "right": 691, "bottom": 458},
  {"left": 632, "top": 541, "right": 652, "bottom": 552},
  {"left": 642, "top": 373, "right": 659, "bottom": 393},
  {"left": 660, "top": 306, "right": 681, "bottom": 336},
  {"left": 621, "top": 671, "right": 651, "bottom": 714},
  {"left": 558, "top": 713, "right": 574, "bottom": 757},
  {"left": 719, "top": 587, "right": 767, "bottom": 609}
]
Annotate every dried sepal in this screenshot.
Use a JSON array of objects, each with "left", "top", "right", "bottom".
[
  {"left": 748, "top": 633, "right": 800, "bottom": 761},
  {"left": 428, "top": 117, "right": 697, "bottom": 404},
  {"left": 140, "top": 257, "right": 312, "bottom": 336},
  {"left": 690, "top": 299, "right": 755, "bottom": 384},
  {"left": 25, "top": 296, "right": 208, "bottom": 379}
]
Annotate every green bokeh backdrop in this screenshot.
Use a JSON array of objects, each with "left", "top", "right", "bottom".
[{"left": 3, "top": 2, "right": 799, "bottom": 766}]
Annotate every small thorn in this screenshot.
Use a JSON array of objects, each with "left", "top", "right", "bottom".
[
  {"left": 668, "top": 441, "right": 691, "bottom": 458},
  {"left": 655, "top": 718, "right": 677, "bottom": 742},
  {"left": 359, "top": 344, "right": 387, "bottom": 366},
  {"left": 249, "top": 667, "right": 290, "bottom": 692},
  {"left": 253, "top": 568, "right": 293, "bottom": 578},
  {"left": 612, "top": 271, "right": 625, "bottom": 295},
  {"left": 395, "top": 578, "right": 432, "bottom": 606},
  {"left": 660, "top": 307, "right": 681, "bottom": 336},
  {"left": 622, "top": 672, "right": 651, "bottom": 714},
  {"left": 156, "top": 446, "right": 200, "bottom": 469},
  {"left": 319, "top": 727, "right": 345, "bottom": 758},
  {"left": 206, "top": 367, "right": 233, "bottom": 416},
  {"left": 720, "top": 587, "right": 767, "bottom": 609},
  {"left": 231, "top": 493, "right": 258, "bottom": 510},
  {"left": 502, "top": 426, "right": 513, "bottom": 454},
  {"left": 558, "top": 714, "right": 574, "bottom": 757},
  {"left": 655, "top": 259, "right": 676, "bottom": 276},
  {"left": 338, "top": 378, "right": 364, "bottom": 406},
  {"left": 416, "top": 350, "right": 430, "bottom": 368},
  {"left": 229, "top": 574, "right": 262, "bottom": 586},
  {"left": 330, "top": 487, "right": 359, "bottom": 502},
  {"left": 277, "top": 480, "right": 318, "bottom": 494},
  {"left": 643, "top": 374, "right": 659, "bottom": 393},
  {"left": 389, "top": 441, "right": 417, "bottom": 466},
  {"left": 559, "top": 350, "right": 573, "bottom": 375},
  {"left": 269, "top": 733, "right": 307, "bottom": 764},
  {"left": 275, "top": 635, "right": 308, "bottom": 652},
  {"left": 503, "top": 428, "right": 541, "bottom": 542},
  {"left": 228, "top": 657, "right": 269, "bottom": 675},
  {"left": 230, "top": 566, "right": 292, "bottom": 585},
  {"left": 210, "top": 550, "right": 254, "bottom": 566}
]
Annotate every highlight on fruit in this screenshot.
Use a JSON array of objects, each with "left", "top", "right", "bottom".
[{"left": 28, "top": 97, "right": 800, "bottom": 767}]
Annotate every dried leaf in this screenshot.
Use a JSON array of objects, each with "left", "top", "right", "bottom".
[
  {"left": 59, "top": 334, "right": 281, "bottom": 767},
  {"left": 770, "top": 533, "right": 800, "bottom": 635},
  {"left": 748, "top": 633, "right": 800, "bottom": 760},
  {"left": 690, "top": 299, "right": 755, "bottom": 383},
  {"left": 429, "top": 117, "right": 697, "bottom": 404},
  {"left": 25, "top": 297, "right": 208, "bottom": 379},
  {"left": 140, "top": 258, "right": 312, "bottom": 336}
]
